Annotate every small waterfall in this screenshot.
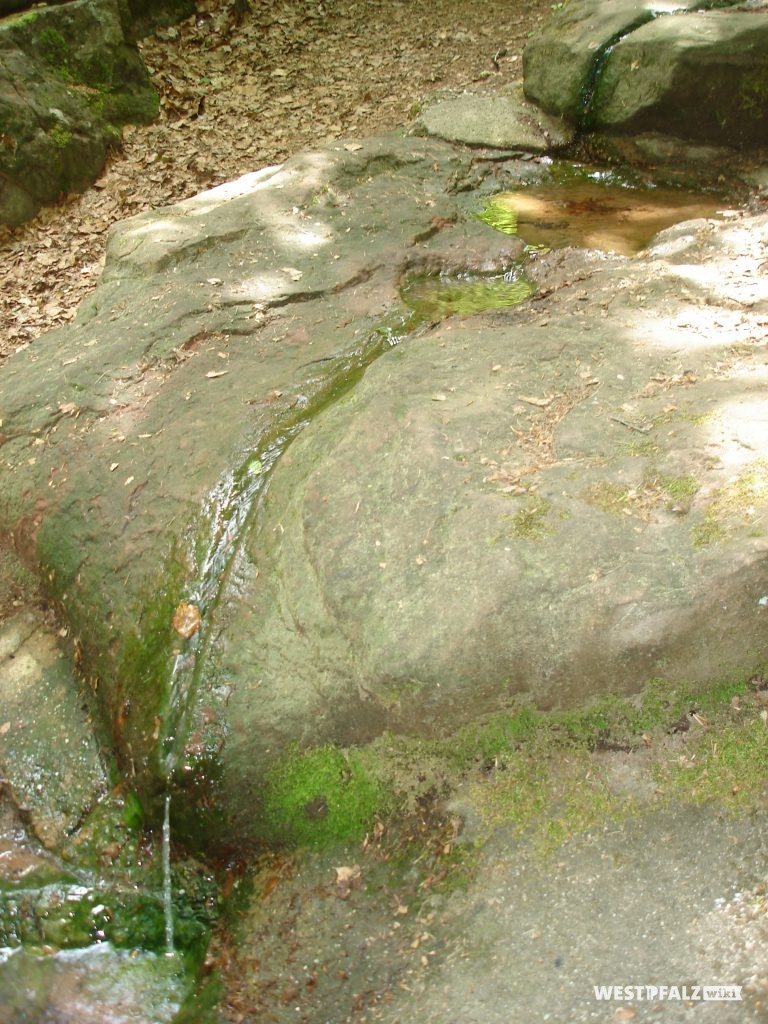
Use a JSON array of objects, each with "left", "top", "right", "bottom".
[{"left": 162, "top": 792, "right": 174, "bottom": 957}]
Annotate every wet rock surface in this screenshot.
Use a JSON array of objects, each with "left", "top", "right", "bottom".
[
  {"left": 0, "top": 133, "right": 522, "bottom": 814},
  {"left": 0, "top": 610, "right": 106, "bottom": 848},
  {"left": 1, "top": 2, "right": 768, "bottom": 1017},
  {"left": 0, "top": 943, "right": 188, "bottom": 1024}
]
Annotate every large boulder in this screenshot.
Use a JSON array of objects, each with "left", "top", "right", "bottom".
[
  {"left": 0, "top": 135, "right": 506, "bottom": 825},
  {"left": 590, "top": 10, "right": 768, "bottom": 147},
  {"left": 523, "top": 0, "right": 768, "bottom": 150},
  {"left": 209, "top": 212, "right": 768, "bottom": 838},
  {"left": 522, "top": 0, "right": 684, "bottom": 124},
  {"left": 2, "top": 132, "right": 768, "bottom": 845},
  {"left": 0, "top": 0, "right": 158, "bottom": 227}
]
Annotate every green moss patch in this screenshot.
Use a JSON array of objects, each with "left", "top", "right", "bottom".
[
  {"left": 256, "top": 669, "right": 767, "bottom": 858},
  {"left": 260, "top": 745, "right": 390, "bottom": 848},
  {"left": 47, "top": 123, "right": 73, "bottom": 149},
  {"left": 659, "top": 473, "right": 699, "bottom": 508},
  {"left": 37, "top": 26, "right": 71, "bottom": 75},
  {"left": 506, "top": 496, "right": 553, "bottom": 540}
]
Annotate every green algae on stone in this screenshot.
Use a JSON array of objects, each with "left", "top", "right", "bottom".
[
  {"left": 400, "top": 270, "right": 533, "bottom": 321},
  {"left": 474, "top": 201, "right": 519, "bottom": 236}
]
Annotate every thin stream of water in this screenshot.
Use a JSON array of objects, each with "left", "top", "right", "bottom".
[
  {"left": 159, "top": 321, "right": 412, "bottom": 780},
  {"left": 162, "top": 793, "right": 174, "bottom": 958}
]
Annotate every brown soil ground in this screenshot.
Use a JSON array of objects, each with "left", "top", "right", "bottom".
[{"left": 0, "top": 0, "right": 554, "bottom": 363}]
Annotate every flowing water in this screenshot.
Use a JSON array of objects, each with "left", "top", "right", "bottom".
[
  {"left": 160, "top": 319, "right": 413, "bottom": 780},
  {"left": 162, "top": 793, "right": 174, "bottom": 958},
  {"left": 160, "top": 263, "right": 538, "bottom": 785}
]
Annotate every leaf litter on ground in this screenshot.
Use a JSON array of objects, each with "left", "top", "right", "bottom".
[{"left": 0, "top": 0, "right": 553, "bottom": 362}]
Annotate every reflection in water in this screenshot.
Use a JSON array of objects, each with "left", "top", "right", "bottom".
[
  {"left": 479, "top": 175, "right": 727, "bottom": 257},
  {"left": 400, "top": 270, "right": 534, "bottom": 321}
]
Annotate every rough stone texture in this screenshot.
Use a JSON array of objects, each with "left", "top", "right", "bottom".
[
  {"left": 522, "top": 0, "right": 702, "bottom": 123},
  {"left": 0, "top": 945, "right": 188, "bottom": 1024},
  {"left": 0, "top": 135, "right": 511, "bottom": 802},
  {"left": 209, "top": 212, "right": 768, "bottom": 839},
  {"left": 591, "top": 11, "right": 768, "bottom": 148},
  {"left": 522, "top": 0, "right": 762, "bottom": 151},
  {"left": 2, "top": 131, "right": 768, "bottom": 842},
  {"left": 377, "top": 809, "right": 768, "bottom": 1022},
  {"left": 0, "top": 610, "right": 107, "bottom": 849},
  {"left": 0, "top": 0, "right": 158, "bottom": 227},
  {"left": 227, "top": 805, "right": 768, "bottom": 1022},
  {"left": 415, "top": 82, "right": 574, "bottom": 151}
]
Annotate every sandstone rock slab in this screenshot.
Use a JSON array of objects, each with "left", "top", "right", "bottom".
[
  {"left": 2, "top": 130, "right": 768, "bottom": 845},
  {"left": 415, "top": 83, "right": 574, "bottom": 151},
  {"left": 592, "top": 10, "right": 768, "bottom": 147}
]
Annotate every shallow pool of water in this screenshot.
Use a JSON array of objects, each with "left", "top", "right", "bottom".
[
  {"left": 478, "top": 170, "right": 729, "bottom": 257},
  {"left": 400, "top": 270, "right": 534, "bottom": 321}
]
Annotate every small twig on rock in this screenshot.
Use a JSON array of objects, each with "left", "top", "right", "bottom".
[{"left": 610, "top": 416, "right": 651, "bottom": 434}]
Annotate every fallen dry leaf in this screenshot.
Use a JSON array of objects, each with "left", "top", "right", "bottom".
[
  {"left": 1, "top": 0, "right": 552, "bottom": 369},
  {"left": 334, "top": 865, "right": 361, "bottom": 885},
  {"left": 333, "top": 864, "right": 362, "bottom": 899},
  {"left": 173, "top": 601, "right": 202, "bottom": 638}
]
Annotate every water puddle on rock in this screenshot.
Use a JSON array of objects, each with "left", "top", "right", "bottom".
[
  {"left": 400, "top": 269, "right": 534, "bottom": 321},
  {"left": 478, "top": 165, "right": 728, "bottom": 257}
]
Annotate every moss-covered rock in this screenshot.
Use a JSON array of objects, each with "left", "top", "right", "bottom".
[
  {"left": 523, "top": 0, "right": 768, "bottom": 151},
  {"left": 0, "top": 0, "right": 158, "bottom": 227},
  {"left": 592, "top": 10, "right": 768, "bottom": 148}
]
